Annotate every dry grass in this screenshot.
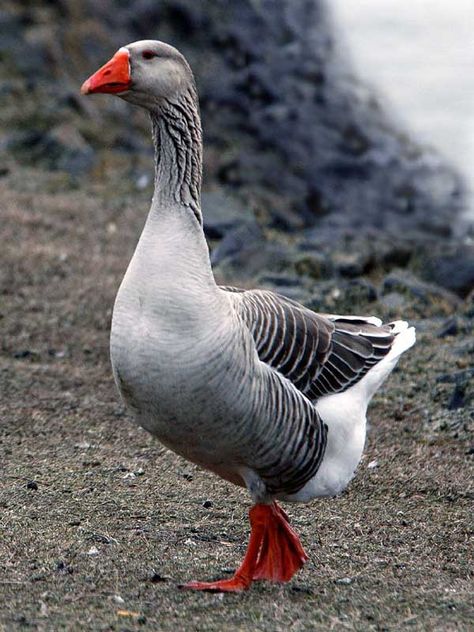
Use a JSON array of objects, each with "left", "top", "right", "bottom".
[{"left": 0, "top": 165, "right": 472, "bottom": 631}]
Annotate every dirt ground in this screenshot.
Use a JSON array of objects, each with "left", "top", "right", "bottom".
[{"left": 0, "top": 164, "right": 472, "bottom": 631}]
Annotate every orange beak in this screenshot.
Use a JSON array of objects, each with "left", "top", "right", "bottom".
[{"left": 81, "top": 48, "right": 131, "bottom": 95}]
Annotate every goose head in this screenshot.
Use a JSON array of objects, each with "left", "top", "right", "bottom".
[{"left": 80, "top": 40, "right": 194, "bottom": 110}]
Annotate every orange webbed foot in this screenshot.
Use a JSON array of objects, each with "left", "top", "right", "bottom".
[
  {"left": 182, "top": 501, "right": 308, "bottom": 592},
  {"left": 181, "top": 575, "right": 250, "bottom": 592}
]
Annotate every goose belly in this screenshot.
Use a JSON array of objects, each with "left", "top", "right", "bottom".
[{"left": 110, "top": 304, "right": 246, "bottom": 470}]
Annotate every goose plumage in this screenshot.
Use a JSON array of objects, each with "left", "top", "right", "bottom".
[{"left": 81, "top": 40, "right": 415, "bottom": 592}]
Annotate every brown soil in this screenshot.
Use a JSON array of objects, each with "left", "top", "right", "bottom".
[{"left": 0, "top": 164, "right": 472, "bottom": 631}]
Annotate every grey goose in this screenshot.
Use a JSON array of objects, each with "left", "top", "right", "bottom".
[{"left": 81, "top": 40, "right": 415, "bottom": 592}]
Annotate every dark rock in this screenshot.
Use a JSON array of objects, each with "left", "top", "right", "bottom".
[
  {"left": 258, "top": 279, "right": 311, "bottom": 304},
  {"left": 447, "top": 383, "right": 466, "bottom": 411},
  {"left": 343, "top": 278, "right": 378, "bottom": 304},
  {"left": 202, "top": 500, "right": 213, "bottom": 508},
  {"left": 316, "top": 278, "right": 377, "bottom": 313},
  {"left": 26, "top": 480, "right": 38, "bottom": 490},
  {"left": 215, "top": 238, "right": 295, "bottom": 284},
  {"left": 294, "top": 251, "right": 334, "bottom": 280},
  {"left": 436, "top": 368, "right": 474, "bottom": 384},
  {"left": 5, "top": 124, "right": 95, "bottom": 175},
  {"left": 437, "top": 317, "right": 459, "bottom": 338},
  {"left": 422, "top": 244, "right": 474, "bottom": 298},
  {"left": 379, "top": 292, "right": 407, "bottom": 312},
  {"left": 210, "top": 221, "right": 263, "bottom": 266},
  {"left": 0, "top": 1, "right": 468, "bottom": 237},
  {"left": 258, "top": 273, "right": 304, "bottom": 288},
  {"left": 202, "top": 189, "right": 254, "bottom": 239},
  {"left": 382, "top": 270, "right": 461, "bottom": 314},
  {"left": 301, "top": 277, "right": 378, "bottom": 313},
  {"left": 56, "top": 560, "right": 73, "bottom": 575},
  {"left": 13, "top": 349, "right": 32, "bottom": 359},
  {"left": 146, "top": 570, "right": 169, "bottom": 583},
  {"left": 331, "top": 252, "right": 370, "bottom": 278},
  {"left": 463, "top": 290, "right": 474, "bottom": 320}
]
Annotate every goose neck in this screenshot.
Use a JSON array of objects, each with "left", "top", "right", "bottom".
[{"left": 150, "top": 86, "right": 203, "bottom": 224}]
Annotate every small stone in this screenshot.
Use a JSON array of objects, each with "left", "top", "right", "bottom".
[
  {"left": 367, "top": 460, "right": 379, "bottom": 469},
  {"left": 202, "top": 500, "right": 213, "bottom": 508},
  {"left": 437, "top": 316, "right": 458, "bottom": 338},
  {"left": 332, "top": 252, "right": 367, "bottom": 278},
  {"left": 113, "top": 595, "right": 125, "bottom": 604},
  {"left": 26, "top": 480, "right": 38, "bottom": 490},
  {"left": 49, "top": 348, "right": 66, "bottom": 358},
  {"left": 147, "top": 570, "right": 169, "bottom": 583},
  {"left": 87, "top": 546, "right": 99, "bottom": 556},
  {"left": 56, "top": 560, "right": 73, "bottom": 575},
  {"left": 447, "top": 382, "right": 466, "bottom": 410},
  {"left": 335, "top": 577, "right": 353, "bottom": 585},
  {"left": 135, "top": 174, "right": 150, "bottom": 190},
  {"left": 14, "top": 349, "right": 33, "bottom": 359}
]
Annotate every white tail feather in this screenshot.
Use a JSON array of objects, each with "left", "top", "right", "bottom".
[{"left": 356, "top": 322, "right": 416, "bottom": 401}]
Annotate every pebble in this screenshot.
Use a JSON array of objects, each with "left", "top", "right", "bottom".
[
  {"left": 447, "top": 383, "right": 466, "bottom": 411},
  {"left": 135, "top": 174, "right": 150, "bottom": 190},
  {"left": 437, "top": 316, "right": 459, "bottom": 338},
  {"left": 87, "top": 546, "right": 100, "bottom": 556},
  {"left": 147, "top": 570, "right": 169, "bottom": 583}
]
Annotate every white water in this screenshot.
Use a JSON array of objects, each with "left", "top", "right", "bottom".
[{"left": 330, "top": 0, "right": 474, "bottom": 220}]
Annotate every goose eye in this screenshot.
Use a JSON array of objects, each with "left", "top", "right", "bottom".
[{"left": 142, "top": 51, "right": 156, "bottom": 60}]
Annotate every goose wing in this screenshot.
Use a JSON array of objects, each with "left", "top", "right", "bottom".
[{"left": 223, "top": 287, "right": 395, "bottom": 400}]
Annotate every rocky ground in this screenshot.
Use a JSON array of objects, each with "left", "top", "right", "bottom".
[
  {"left": 0, "top": 161, "right": 472, "bottom": 631},
  {"left": 1, "top": 1, "right": 473, "bottom": 630}
]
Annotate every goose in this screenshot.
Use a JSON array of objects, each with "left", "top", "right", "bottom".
[{"left": 81, "top": 40, "right": 416, "bottom": 592}]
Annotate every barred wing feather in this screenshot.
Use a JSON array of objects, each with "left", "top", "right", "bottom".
[{"left": 223, "top": 287, "right": 395, "bottom": 400}]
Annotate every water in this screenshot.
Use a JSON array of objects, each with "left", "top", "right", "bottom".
[{"left": 330, "top": 0, "right": 474, "bottom": 220}]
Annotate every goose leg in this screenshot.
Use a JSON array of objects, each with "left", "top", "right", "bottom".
[
  {"left": 252, "top": 502, "right": 308, "bottom": 582},
  {"left": 182, "top": 502, "right": 307, "bottom": 592}
]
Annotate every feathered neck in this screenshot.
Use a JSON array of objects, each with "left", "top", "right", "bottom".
[{"left": 150, "top": 85, "right": 203, "bottom": 225}]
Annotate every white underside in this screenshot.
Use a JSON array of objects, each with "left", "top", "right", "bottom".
[{"left": 284, "top": 322, "right": 416, "bottom": 502}]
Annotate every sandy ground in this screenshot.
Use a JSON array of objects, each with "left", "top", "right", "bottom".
[{"left": 0, "top": 165, "right": 472, "bottom": 631}]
